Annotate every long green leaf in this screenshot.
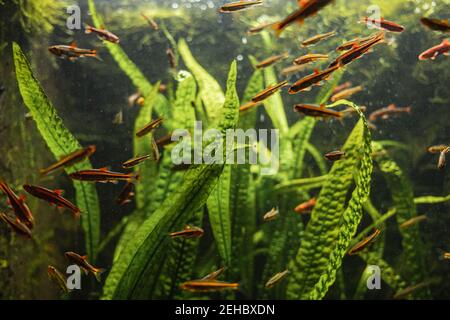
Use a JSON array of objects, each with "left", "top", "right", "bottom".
[
  {"left": 287, "top": 100, "right": 373, "bottom": 299},
  {"left": 12, "top": 42, "right": 100, "bottom": 260},
  {"left": 102, "top": 60, "right": 239, "bottom": 299},
  {"left": 178, "top": 38, "right": 224, "bottom": 125}
]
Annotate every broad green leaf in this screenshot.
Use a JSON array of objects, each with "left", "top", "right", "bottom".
[
  {"left": 207, "top": 165, "right": 232, "bottom": 267},
  {"left": 178, "top": 38, "right": 225, "bottom": 125},
  {"left": 102, "top": 61, "right": 239, "bottom": 299},
  {"left": 287, "top": 100, "right": 373, "bottom": 300},
  {"left": 12, "top": 42, "right": 100, "bottom": 260}
]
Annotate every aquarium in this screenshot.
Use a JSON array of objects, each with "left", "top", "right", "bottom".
[{"left": 0, "top": 0, "right": 449, "bottom": 302}]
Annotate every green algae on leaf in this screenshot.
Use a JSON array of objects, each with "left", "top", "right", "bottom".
[
  {"left": 287, "top": 100, "right": 373, "bottom": 300},
  {"left": 102, "top": 61, "right": 239, "bottom": 299},
  {"left": 12, "top": 42, "right": 100, "bottom": 260}
]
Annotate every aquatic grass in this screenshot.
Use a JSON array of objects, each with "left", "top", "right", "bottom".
[
  {"left": 287, "top": 100, "right": 373, "bottom": 300},
  {"left": 102, "top": 61, "right": 239, "bottom": 299},
  {"left": 12, "top": 42, "right": 100, "bottom": 260}
]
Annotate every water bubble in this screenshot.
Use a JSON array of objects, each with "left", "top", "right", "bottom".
[
  {"left": 172, "top": 3, "right": 179, "bottom": 9},
  {"left": 242, "top": 37, "right": 248, "bottom": 44},
  {"left": 237, "top": 55, "right": 244, "bottom": 61}
]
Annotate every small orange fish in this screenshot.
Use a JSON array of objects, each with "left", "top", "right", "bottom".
[
  {"left": 141, "top": 13, "right": 159, "bottom": 30},
  {"left": 40, "top": 145, "right": 96, "bottom": 175},
  {"left": 400, "top": 215, "right": 427, "bottom": 229},
  {"left": 263, "top": 207, "right": 279, "bottom": 222},
  {"left": 265, "top": 270, "right": 290, "bottom": 288},
  {"left": 0, "top": 181, "right": 34, "bottom": 229},
  {"left": 438, "top": 147, "right": 450, "bottom": 170},
  {"left": 332, "top": 81, "right": 352, "bottom": 94},
  {"left": 0, "top": 212, "right": 32, "bottom": 238},
  {"left": 294, "top": 104, "right": 343, "bottom": 119},
  {"left": 324, "top": 150, "right": 345, "bottom": 161},
  {"left": 272, "top": 0, "right": 335, "bottom": 37},
  {"left": 256, "top": 53, "right": 289, "bottom": 69},
  {"left": 180, "top": 268, "right": 238, "bottom": 292},
  {"left": 330, "top": 85, "right": 363, "bottom": 102},
  {"left": 427, "top": 145, "right": 449, "bottom": 154},
  {"left": 122, "top": 155, "right": 152, "bottom": 169},
  {"left": 420, "top": 17, "right": 450, "bottom": 33},
  {"left": 116, "top": 182, "right": 135, "bottom": 206},
  {"left": 348, "top": 229, "right": 381, "bottom": 255},
  {"left": 368, "top": 104, "right": 411, "bottom": 122},
  {"left": 301, "top": 31, "right": 336, "bottom": 47},
  {"left": 69, "top": 168, "right": 138, "bottom": 184},
  {"left": 336, "top": 35, "right": 378, "bottom": 52},
  {"left": 64, "top": 252, "right": 105, "bottom": 282},
  {"left": 48, "top": 43, "right": 98, "bottom": 61},
  {"left": 85, "top": 25, "right": 120, "bottom": 43},
  {"left": 166, "top": 48, "right": 177, "bottom": 69},
  {"left": 329, "top": 32, "right": 385, "bottom": 68},
  {"left": 47, "top": 265, "right": 70, "bottom": 293},
  {"left": 136, "top": 118, "right": 163, "bottom": 138},
  {"left": 293, "top": 53, "right": 329, "bottom": 65},
  {"left": 362, "top": 17, "right": 405, "bottom": 33},
  {"left": 294, "top": 198, "right": 316, "bottom": 214},
  {"left": 219, "top": 0, "right": 263, "bottom": 13},
  {"left": 169, "top": 225, "right": 204, "bottom": 239},
  {"left": 252, "top": 81, "right": 288, "bottom": 103},
  {"left": 247, "top": 22, "right": 275, "bottom": 35},
  {"left": 23, "top": 185, "right": 81, "bottom": 218},
  {"left": 289, "top": 64, "right": 341, "bottom": 94},
  {"left": 280, "top": 64, "right": 308, "bottom": 76},
  {"left": 239, "top": 101, "right": 262, "bottom": 112},
  {"left": 418, "top": 39, "right": 450, "bottom": 61}
]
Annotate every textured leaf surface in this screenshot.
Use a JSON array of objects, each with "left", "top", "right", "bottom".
[
  {"left": 13, "top": 42, "right": 100, "bottom": 260},
  {"left": 287, "top": 100, "right": 373, "bottom": 300},
  {"left": 102, "top": 61, "right": 239, "bottom": 299}
]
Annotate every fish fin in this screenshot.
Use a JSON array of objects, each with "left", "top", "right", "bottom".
[
  {"left": 69, "top": 41, "right": 77, "bottom": 48},
  {"left": 6, "top": 198, "right": 11, "bottom": 206},
  {"left": 68, "top": 57, "right": 77, "bottom": 62},
  {"left": 81, "top": 255, "right": 88, "bottom": 260},
  {"left": 93, "top": 268, "right": 106, "bottom": 282},
  {"left": 443, "top": 39, "right": 449, "bottom": 45},
  {"left": 405, "top": 106, "right": 412, "bottom": 113},
  {"left": 319, "top": 104, "right": 326, "bottom": 109},
  {"left": 19, "top": 194, "right": 26, "bottom": 201},
  {"left": 99, "top": 167, "right": 109, "bottom": 172},
  {"left": 84, "top": 25, "right": 93, "bottom": 34},
  {"left": 388, "top": 104, "right": 396, "bottom": 110},
  {"left": 271, "top": 22, "right": 283, "bottom": 37},
  {"left": 54, "top": 189, "right": 64, "bottom": 196},
  {"left": 110, "top": 180, "right": 119, "bottom": 185},
  {"left": 313, "top": 69, "right": 320, "bottom": 75}
]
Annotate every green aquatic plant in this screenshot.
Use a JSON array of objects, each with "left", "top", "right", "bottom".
[
  {"left": 287, "top": 100, "right": 373, "bottom": 300},
  {"left": 12, "top": 42, "right": 100, "bottom": 260},
  {"left": 102, "top": 61, "right": 239, "bottom": 299}
]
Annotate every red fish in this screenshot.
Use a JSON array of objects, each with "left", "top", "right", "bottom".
[
  {"left": 69, "top": 168, "right": 138, "bottom": 184},
  {"left": 294, "top": 198, "right": 316, "bottom": 214},
  {"left": 48, "top": 43, "right": 98, "bottom": 61},
  {"left": 23, "top": 185, "right": 81, "bottom": 218},
  {"left": 40, "top": 145, "right": 96, "bottom": 175},
  {"left": 272, "top": 0, "right": 335, "bottom": 36},
  {"left": 289, "top": 64, "right": 341, "bottom": 94},
  {"left": 85, "top": 25, "right": 120, "bottom": 43},
  {"left": 362, "top": 17, "right": 405, "bottom": 33},
  {"left": 0, "top": 212, "right": 32, "bottom": 238},
  {"left": 418, "top": 39, "right": 449, "bottom": 61},
  {"left": 116, "top": 182, "right": 135, "bottom": 206},
  {"left": 64, "top": 252, "right": 105, "bottom": 282},
  {"left": 0, "top": 181, "right": 34, "bottom": 229},
  {"left": 368, "top": 104, "right": 411, "bottom": 122}
]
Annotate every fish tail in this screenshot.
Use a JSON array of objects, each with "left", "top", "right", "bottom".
[
  {"left": 271, "top": 22, "right": 283, "bottom": 37},
  {"left": 93, "top": 268, "right": 106, "bottom": 282},
  {"left": 84, "top": 24, "right": 93, "bottom": 34},
  {"left": 132, "top": 173, "right": 141, "bottom": 183}
]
